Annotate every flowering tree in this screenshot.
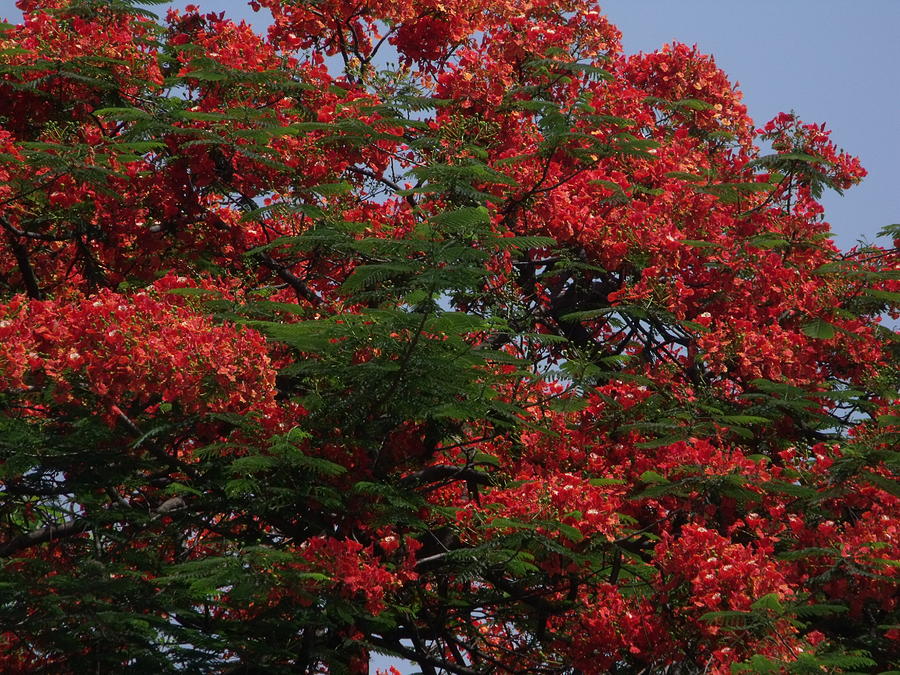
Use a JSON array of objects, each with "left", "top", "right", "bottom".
[{"left": 0, "top": 0, "right": 897, "bottom": 672}]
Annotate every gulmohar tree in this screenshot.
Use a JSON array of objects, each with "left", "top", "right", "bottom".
[{"left": 0, "top": 0, "right": 897, "bottom": 672}]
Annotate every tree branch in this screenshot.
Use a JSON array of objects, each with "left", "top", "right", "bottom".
[
  {"left": 346, "top": 164, "right": 418, "bottom": 209},
  {"left": 0, "top": 497, "right": 186, "bottom": 558},
  {"left": 368, "top": 636, "right": 478, "bottom": 675},
  {"left": 400, "top": 465, "right": 493, "bottom": 488},
  {"left": 258, "top": 253, "right": 322, "bottom": 307},
  {"left": 0, "top": 519, "right": 89, "bottom": 557},
  {"left": 2, "top": 216, "right": 42, "bottom": 299}
]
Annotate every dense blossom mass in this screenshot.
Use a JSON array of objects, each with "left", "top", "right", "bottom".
[{"left": 0, "top": 0, "right": 897, "bottom": 672}]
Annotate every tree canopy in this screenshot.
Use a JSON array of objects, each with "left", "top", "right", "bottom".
[{"left": 0, "top": 0, "right": 897, "bottom": 672}]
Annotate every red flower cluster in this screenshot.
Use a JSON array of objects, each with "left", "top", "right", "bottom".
[{"left": 0, "top": 278, "right": 278, "bottom": 424}]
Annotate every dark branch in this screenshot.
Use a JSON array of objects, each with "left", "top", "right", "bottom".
[
  {"left": 258, "top": 253, "right": 322, "bottom": 307},
  {"left": 368, "top": 637, "right": 478, "bottom": 675},
  {"left": 400, "top": 465, "right": 493, "bottom": 488},
  {"left": 346, "top": 164, "right": 418, "bottom": 209},
  {"left": 2, "top": 216, "right": 42, "bottom": 299},
  {"left": 0, "top": 497, "right": 186, "bottom": 558},
  {"left": 0, "top": 519, "right": 89, "bottom": 557}
]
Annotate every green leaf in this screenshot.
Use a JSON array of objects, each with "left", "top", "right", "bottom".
[
  {"left": 230, "top": 455, "right": 277, "bottom": 475},
  {"left": 559, "top": 308, "right": 613, "bottom": 322},
  {"left": 93, "top": 107, "right": 153, "bottom": 121},
  {"left": 163, "top": 482, "right": 203, "bottom": 497},
  {"left": 260, "top": 320, "right": 333, "bottom": 352},
  {"left": 311, "top": 182, "right": 353, "bottom": 196},
  {"left": 695, "top": 181, "right": 773, "bottom": 203},
  {"left": 802, "top": 319, "right": 836, "bottom": 339},
  {"left": 876, "top": 222, "right": 900, "bottom": 239},
  {"left": 665, "top": 171, "right": 707, "bottom": 183},
  {"left": 639, "top": 470, "right": 669, "bottom": 484},
  {"left": 719, "top": 414, "right": 771, "bottom": 425},
  {"left": 489, "top": 517, "right": 537, "bottom": 531},
  {"left": 793, "top": 603, "right": 848, "bottom": 617},
  {"left": 864, "top": 288, "right": 900, "bottom": 304},
  {"left": 698, "top": 610, "right": 752, "bottom": 626},
  {"left": 341, "top": 262, "right": 417, "bottom": 293},
  {"left": 555, "top": 522, "right": 584, "bottom": 543},
  {"left": 183, "top": 70, "right": 228, "bottom": 81},
  {"left": 750, "top": 593, "right": 783, "bottom": 612},
  {"left": 589, "top": 477, "right": 627, "bottom": 486},
  {"left": 431, "top": 206, "right": 490, "bottom": 230},
  {"left": 546, "top": 396, "right": 589, "bottom": 413},
  {"left": 673, "top": 98, "right": 715, "bottom": 111},
  {"left": 471, "top": 451, "right": 501, "bottom": 467},
  {"left": 290, "top": 453, "right": 348, "bottom": 476},
  {"left": 748, "top": 235, "right": 790, "bottom": 249},
  {"left": 492, "top": 235, "right": 557, "bottom": 250},
  {"left": 861, "top": 471, "right": 900, "bottom": 497},
  {"left": 732, "top": 654, "right": 781, "bottom": 673},
  {"left": 761, "top": 480, "right": 818, "bottom": 498}
]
